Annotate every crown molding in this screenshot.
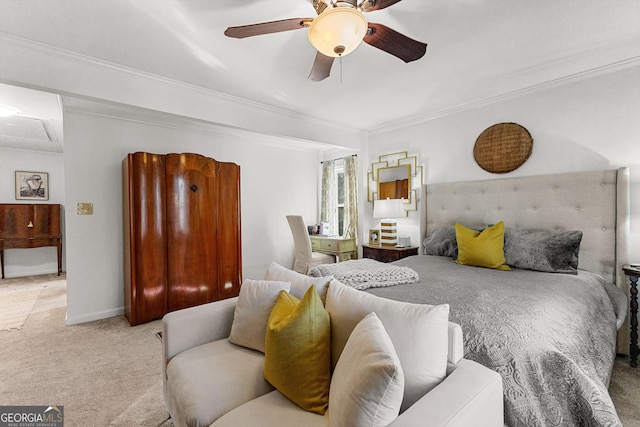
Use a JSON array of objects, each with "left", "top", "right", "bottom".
[
  {"left": 61, "top": 95, "right": 338, "bottom": 152},
  {"left": 0, "top": 32, "right": 366, "bottom": 148},
  {"left": 2, "top": 31, "right": 637, "bottom": 141},
  {"left": 369, "top": 35, "right": 640, "bottom": 134}
]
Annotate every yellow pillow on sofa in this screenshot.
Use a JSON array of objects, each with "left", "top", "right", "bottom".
[
  {"left": 454, "top": 221, "right": 511, "bottom": 271},
  {"left": 264, "top": 286, "right": 331, "bottom": 415}
]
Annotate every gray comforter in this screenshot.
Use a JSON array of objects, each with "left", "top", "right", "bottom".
[{"left": 366, "top": 255, "right": 624, "bottom": 427}]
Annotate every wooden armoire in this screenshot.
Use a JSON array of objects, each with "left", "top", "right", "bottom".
[{"left": 123, "top": 152, "right": 242, "bottom": 326}]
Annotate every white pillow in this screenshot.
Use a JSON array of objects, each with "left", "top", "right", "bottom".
[
  {"left": 228, "top": 279, "right": 291, "bottom": 353},
  {"left": 264, "top": 262, "right": 332, "bottom": 304},
  {"left": 326, "top": 279, "right": 449, "bottom": 412},
  {"left": 329, "top": 312, "right": 404, "bottom": 427}
]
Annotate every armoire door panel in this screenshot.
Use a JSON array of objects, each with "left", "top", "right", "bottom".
[
  {"left": 123, "top": 152, "right": 168, "bottom": 325},
  {"left": 216, "top": 162, "right": 242, "bottom": 299},
  {"left": 165, "top": 153, "right": 219, "bottom": 312}
]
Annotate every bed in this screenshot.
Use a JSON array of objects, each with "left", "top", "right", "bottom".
[{"left": 321, "top": 168, "right": 631, "bottom": 426}]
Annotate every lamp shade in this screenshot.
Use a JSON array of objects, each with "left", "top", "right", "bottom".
[
  {"left": 373, "top": 198, "right": 405, "bottom": 219},
  {"left": 308, "top": 8, "right": 368, "bottom": 57}
]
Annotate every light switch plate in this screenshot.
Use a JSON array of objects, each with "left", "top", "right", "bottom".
[{"left": 77, "top": 203, "right": 93, "bottom": 215}]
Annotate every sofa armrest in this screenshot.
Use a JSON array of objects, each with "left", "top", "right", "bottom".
[
  {"left": 162, "top": 297, "right": 238, "bottom": 367},
  {"left": 447, "top": 322, "right": 464, "bottom": 364},
  {"left": 389, "top": 359, "right": 503, "bottom": 427}
]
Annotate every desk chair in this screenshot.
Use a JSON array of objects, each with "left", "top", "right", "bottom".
[{"left": 286, "top": 215, "right": 336, "bottom": 274}]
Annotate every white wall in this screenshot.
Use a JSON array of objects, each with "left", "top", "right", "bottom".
[
  {"left": 62, "top": 100, "right": 323, "bottom": 324},
  {"left": 0, "top": 147, "right": 65, "bottom": 277},
  {"left": 367, "top": 65, "right": 640, "bottom": 258}
]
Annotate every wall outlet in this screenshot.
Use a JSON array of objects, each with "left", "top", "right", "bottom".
[{"left": 77, "top": 203, "right": 93, "bottom": 215}]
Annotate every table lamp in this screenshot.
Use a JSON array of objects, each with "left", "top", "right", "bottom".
[{"left": 373, "top": 198, "right": 405, "bottom": 247}]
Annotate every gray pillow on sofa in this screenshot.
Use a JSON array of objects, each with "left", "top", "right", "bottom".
[{"left": 503, "top": 228, "right": 583, "bottom": 274}]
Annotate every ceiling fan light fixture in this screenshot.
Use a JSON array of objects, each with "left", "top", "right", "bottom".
[
  {"left": 0, "top": 104, "right": 20, "bottom": 118},
  {"left": 308, "top": 7, "right": 367, "bottom": 57}
]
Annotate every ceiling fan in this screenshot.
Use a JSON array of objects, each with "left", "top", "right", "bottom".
[{"left": 224, "top": 0, "right": 427, "bottom": 81}]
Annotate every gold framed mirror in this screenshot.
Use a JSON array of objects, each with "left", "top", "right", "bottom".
[
  {"left": 378, "top": 165, "right": 410, "bottom": 200},
  {"left": 367, "top": 152, "right": 423, "bottom": 213}
]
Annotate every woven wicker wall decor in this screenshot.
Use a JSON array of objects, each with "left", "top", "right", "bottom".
[{"left": 473, "top": 123, "right": 533, "bottom": 173}]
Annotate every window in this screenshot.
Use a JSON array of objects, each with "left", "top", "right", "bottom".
[{"left": 321, "top": 156, "right": 357, "bottom": 240}]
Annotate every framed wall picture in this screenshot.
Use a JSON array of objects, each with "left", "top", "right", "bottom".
[
  {"left": 15, "top": 171, "right": 49, "bottom": 200},
  {"left": 369, "top": 229, "right": 380, "bottom": 246}
]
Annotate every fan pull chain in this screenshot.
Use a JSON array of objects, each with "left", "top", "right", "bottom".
[{"left": 339, "top": 56, "right": 343, "bottom": 84}]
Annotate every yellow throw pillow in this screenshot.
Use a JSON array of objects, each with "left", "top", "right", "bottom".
[
  {"left": 264, "top": 286, "right": 331, "bottom": 415},
  {"left": 454, "top": 221, "right": 511, "bottom": 271}
]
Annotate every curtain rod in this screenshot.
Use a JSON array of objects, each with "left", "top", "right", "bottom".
[{"left": 320, "top": 154, "right": 357, "bottom": 164}]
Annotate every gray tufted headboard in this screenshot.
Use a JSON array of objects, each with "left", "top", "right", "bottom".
[
  {"left": 425, "top": 168, "right": 630, "bottom": 287},
  {"left": 424, "top": 168, "right": 631, "bottom": 353}
]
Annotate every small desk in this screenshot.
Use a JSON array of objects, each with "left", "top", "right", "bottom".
[
  {"left": 310, "top": 236, "right": 357, "bottom": 262},
  {"left": 623, "top": 264, "right": 640, "bottom": 367},
  {"left": 362, "top": 245, "right": 419, "bottom": 263}
]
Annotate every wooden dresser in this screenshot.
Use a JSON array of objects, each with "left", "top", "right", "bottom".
[{"left": 0, "top": 204, "right": 62, "bottom": 279}]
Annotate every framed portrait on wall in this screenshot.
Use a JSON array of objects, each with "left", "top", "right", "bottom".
[
  {"left": 15, "top": 171, "right": 49, "bottom": 200},
  {"left": 369, "top": 229, "right": 380, "bottom": 246}
]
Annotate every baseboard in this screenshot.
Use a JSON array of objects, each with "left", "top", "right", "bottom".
[
  {"left": 2, "top": 269, "right": 62, "bottom": 279},
  {"left": 65, "top": 307, "right": 125, "bottom": 325}
]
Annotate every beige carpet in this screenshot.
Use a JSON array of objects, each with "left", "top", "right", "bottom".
[
  {"left": 610, "top": 358, "right": 640, "bottom": 427},
  {"left": 0, "top": 285, "right": 42, "bottom": 330},
  {"left": 0, "top": 274, "right": 639, "bottom": 426},
  {"left": 0, "top": 274, "right": 171, "bottom": 427},
  {"left": 0, "top": 276, "right": 66, "bottom": 330}
]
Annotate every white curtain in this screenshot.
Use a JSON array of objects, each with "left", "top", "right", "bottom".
[
  {"left": 343, "top": 156, "right": 358, "bottom": 242},
  {"left": 321, "top": 160, "right": 337, "bottom": 235}
]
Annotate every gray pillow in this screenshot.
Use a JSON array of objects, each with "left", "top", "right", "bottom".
[
  {"left": 503, "top": 228, "right": 583, "bottom": 274},
  {"left": 423, "top": 227, "right": 458, "bottom": 258}
]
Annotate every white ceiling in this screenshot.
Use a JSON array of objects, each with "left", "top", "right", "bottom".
[
  {"left": 0, "top": 0, "right": 639, "bottom": 146},
  {"left": 0, "top": 83, "right": 63, "bottom": 151}
]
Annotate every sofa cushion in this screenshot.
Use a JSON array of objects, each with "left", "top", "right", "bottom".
[
  {"left": 326, "top": 280, "right": 449, "bottom": 412},
  {"left": 165, "top": 339, "right": 273, "bottom": 427},
  {"left": 264, "top": 287, "right": 331, "bottom": 414},
  {"left": 211, "top": 390, "right": 327, "bottom": 427},
  {"left": 264, "top": 261, "right": 332, "bottom": 304},
  {"left": 228, "top": 279, "right": 291, "bottom": 353},
  {"left": 329, "top": 312, "right": 404, "bottom": 427}
]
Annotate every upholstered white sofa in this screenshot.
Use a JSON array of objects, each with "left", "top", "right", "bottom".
[{"left": 162, "top": 264, "right": 504, "bottom": 427}]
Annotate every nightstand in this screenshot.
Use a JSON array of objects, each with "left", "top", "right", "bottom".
[
  {"left": 362, "top": 245, "right": 419, "bottom": 263},
  {"left": 623, "top": 264, "right": 640, "bottom": 368}
]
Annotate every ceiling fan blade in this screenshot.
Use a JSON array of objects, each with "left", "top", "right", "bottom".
[
  {"left": 363, "top": 23, "right": 427, "bottom": 63},
  {"left": 308, "top": 52, "right": 334, "bottom": 82},
  {"left": 359, "top": 0, "right": 403, "bottom": 12},
  {"left": 224, "top": 18, "right": 312, "bottom": 39}
]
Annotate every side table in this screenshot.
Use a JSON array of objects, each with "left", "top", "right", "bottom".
[
  {"left": 623, "top": 264, "right": 639, "bottom": 368},
  {"left": 362, "top": 245, "right": 419, "bottom": 263}
]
